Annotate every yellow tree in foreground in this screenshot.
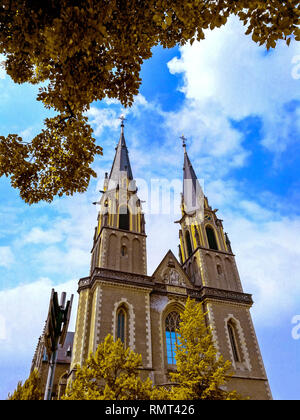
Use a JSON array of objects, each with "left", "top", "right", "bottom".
[
  {"left": 0, "top": 1, "right": 299, "bottom": 203},
  {"left": 63, "top": 334, "right": 161, "bottom": 400},
  {"left": 63, "top": 299, "right": 243, "bottom": 400},
  {"left": 169, "top": 298, "right": 244, "bottom": 400},
  {"left": 8, "top": 369, "right": 43, "bottom": 400}
]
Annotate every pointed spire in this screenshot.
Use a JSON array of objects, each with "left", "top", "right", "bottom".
[
  {"left": 108, "top": 116, "right": 133, "bottom": 187},
  {"left": 181, "top": 136, "right": 204, "bottom": 216}
]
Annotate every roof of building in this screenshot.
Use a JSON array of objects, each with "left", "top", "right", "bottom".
[
  {"left": 57, "top": 331, "right": 74, "bottom": 364},
  {"left": 109, "top": 122, "right": 133, "bottom": 185},
  {"left": 183, "top": 148, "right": 203, "bottom": 214}
]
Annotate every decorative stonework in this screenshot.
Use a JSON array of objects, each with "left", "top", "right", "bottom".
[
  {"left": 224, "top": 314, "right": 251, "bottom": 372},
  {"left": 245, "top": 311, "right": 273, "bottom": 399},
  {"left": 78, "top": 267, "right": 153, "bottom": 291},
  {"left": 67, "top": 131, "right": 272, "bottom": 400},
  {"left": 162, "top": 267, "right": 185, "bottom": 287},
  {"left": 166, "top": 285, "right": 187, "bottom": 295},
  {"left": 93, "top": 286, "right": 103, "bottom": 353},
  {"left": 150, "top": 295, "right": 169, "bottom": 312},
  {"left": 189, "top": 287, "right": 253, "bottom": 306},
  {"left": 80, "top": 291, "right": 91, "bottom": 366},
  {"left": 145, "top": 294, "right": 153, "bottom": 368},
  {"left": 206, "top": 303, "right": 220, "bottom": 353}
]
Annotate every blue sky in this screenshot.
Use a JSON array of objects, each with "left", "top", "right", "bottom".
[{"left": 1, "top": 16, "right": 300, "bottom": 399}]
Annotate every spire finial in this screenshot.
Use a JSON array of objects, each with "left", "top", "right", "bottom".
[
  {"left": 119, "top": 114, "right": 126, "bottom": 133},
  {"left": 180, "top": 134, "right": 187, "bottom": 153}
]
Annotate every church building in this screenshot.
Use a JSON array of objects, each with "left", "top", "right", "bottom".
[{"left": 68, "top": 119, "right": 272, "bottom": 400}]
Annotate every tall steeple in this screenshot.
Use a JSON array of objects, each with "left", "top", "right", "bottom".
[
  {"left": 69, "top": 128, "right": 272, "bottom": 401},
  {"left": 178, "top": 137, "right": 244, "bottom": 292},
  {"left": 108, "top": 116, "right": 133, "bottom": 188},
  {"left": 90, "top": 117, "right": 147, "bottom": 276},
  {"left": 181, "top": 135, "right": 204, "bottom": 217}
]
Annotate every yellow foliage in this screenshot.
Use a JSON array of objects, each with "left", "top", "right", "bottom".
[
  {"left": 63, "top": 334, "right": 160, "bottom": 400},
  {"left": 0, "top": 1, "right": 298, "bottom": 202},
  {"left": 7, "top": 369, "right": 43, "bottom": 400},
  {"left": 62, "top": 304, "right": 246, "bottom": 400},
  {"left": 169, "top": 298, "right": 246, "bottom": 400}
]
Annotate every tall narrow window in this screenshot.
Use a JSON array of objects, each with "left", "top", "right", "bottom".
[
  {"left": 194, "top": 227, "right": 201, "bottom": 247},
  {"left": 117, "top": 309, "right": 126, "bottom": 344},
  {"left": 206, "top": 226, "right": 218, "bottom": 250},
  {"left": 228, "top": 323, "right": 240, "bottom": 363},
  {"left": 185, "top": 230, "right": 193, "bottom": 258},
  {"left": 119, "top": 206, "right": 130, "bottom": 231},
  {"left": 165, "top": 312, "right": 180, "bottom": 365}
]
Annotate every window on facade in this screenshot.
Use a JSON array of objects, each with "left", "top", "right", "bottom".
[
  {"left": 194, "top": 227, "right": 201, "bottom": 247},
  {"left": 178, "top": 245, "right": 183, "bottom": 264},
  {"left": 217, "top": 264, "right": 222, "bottom": 275},
  {"left": 165, "top": 312, "right": 180, "bottom": 365},
  {"left": 117, "top": 309, "right": 126, "bottom": 344},
  {"left": 228, "top": 322, "right": 240, "bottom": 363},
  {"left": 43, "top": 348, "right": 48, "bottom": 362},
  {"left": 206, "top": 226, "right": 218, "bottom": 250},
  {"left": 185, "top": 230, "right": 193, "bottom": 258},
  {"left": 121, "top": 246, "right": 127, "bottom": 257},
  {"left": 119, "top": 206, "right": 130, "bottom": 231}
]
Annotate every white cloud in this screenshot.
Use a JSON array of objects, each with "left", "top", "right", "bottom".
[
  {"left": 0, "top": 314, "right": 6, "bottom": 341},
  {"left": 19, "top": 127, "right": 34, "bottom": 142},
  {"left": 0, "top": 277, "right": 78, "bottom": 349},
  {"left": 159, "top": 19, "right": 300, "bottom": 327},
  {"left": 86, "top": 107, "right": 121, "bottom": 136},
  {"left": 204, "top": 180, "right": 300, "bottom": 326},
  {"left": 0, "top": 247, "right": 14, "bottom": 268},
  {"left": 167, "top": 16, "right": 300, "bottom": 157},
  {"left": 23, "top": 227, "right": 64, "bottom": 245},
  {"left": 0, "top": 277, "right": 78, "bottom": 398},
  {"left": 227, "top": 215, "right": 300, "bottom": 326},
  {"left": 87, "top": 94, "right": 154, "bottom": 138},
  {"left": 17, "top": 193, "right": 99, "bottom": 277},
  {"left": 164, "top": 100, "right": 249, "bottom": 176},
  {"left": 36, "top": 246, "right": 90, "bottom": 274}
]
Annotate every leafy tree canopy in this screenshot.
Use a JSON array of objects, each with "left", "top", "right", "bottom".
[
  {"left": 63, "top": 299, "right": 244, "bottom": 400},
  {"left": 62, "top": 334, "right": 163, "bottom": 400},
  {"left": 7, "top": 369, "right": 43, "bottom": 400},
  {"left": 169, "top": 298, "right": 244, "bottom": 400},
  {"left": 0, "top": 1, "right": 299, "bottom": 203}
]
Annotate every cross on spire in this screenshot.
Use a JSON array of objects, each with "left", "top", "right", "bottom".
[
  {"left": 180, "top": 134, "right": 187, "bottom": 152},
  {"left": 119, "top": 114, "right": 126, "bottom": 127}
]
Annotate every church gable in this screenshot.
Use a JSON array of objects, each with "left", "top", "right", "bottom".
[{"left": 152, "top": 250, "right": 193, "bottom": 289}]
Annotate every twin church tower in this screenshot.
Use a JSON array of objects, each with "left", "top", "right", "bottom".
[{"left": 70, "top": 119, "right": 272, "bottom": 400}]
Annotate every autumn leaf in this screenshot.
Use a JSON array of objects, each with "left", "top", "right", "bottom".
[{"left": 0, "top": 1, "right": 299, "bottom": 203}]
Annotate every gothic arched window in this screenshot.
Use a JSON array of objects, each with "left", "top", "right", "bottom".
[
  {"left": 227, "top": 322, "right": 240, "bottom": 363},
  {"left": 185, "top": 230, "right": 193, "bottom": 258},
  {"left": 165, "top": 312, "right": 181, "bottom": 365},
  {"left": 121, "top": 245, "right": 127, "bottom": 257},
  {"left": 117, "top": 308, "right": 126, "bottom": 344},
  {"left": 206, "top": 226, "right": 218, "bottom": 251},
  {"left": 194, "top": 226, "right": 201, "bottom": 247},
  {"left": 119, "top": 206, "right": 130, "bottom": 231}
]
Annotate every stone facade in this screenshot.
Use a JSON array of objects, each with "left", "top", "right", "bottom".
[{"left": 67, "top": 124, "right": 272, "bottom": 400}]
